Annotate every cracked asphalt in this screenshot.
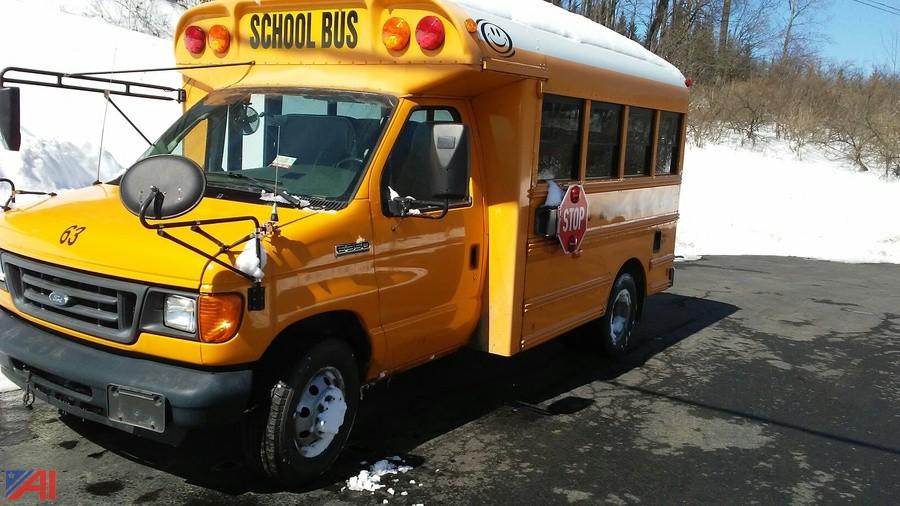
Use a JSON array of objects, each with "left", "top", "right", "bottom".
[{"left": 1, "top": 256, "right": 899, "bottom": 505}]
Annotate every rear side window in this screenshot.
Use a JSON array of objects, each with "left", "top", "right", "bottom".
[
  {"left": 624, "top": 107, "right": 654, "bottom": 176},
  {"left": 586, "top": 102, "right": 623, "bottom": 179},
  {"left": 538, "top": 95, "right": 584, "bottom": 181},
  {"left": 656, "top": 112, "right": 682, "bottom": 175}
]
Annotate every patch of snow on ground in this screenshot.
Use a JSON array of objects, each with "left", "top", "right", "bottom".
[
  {"left": 346, "top": 458, "right": 413, "bottom": 493},
  {"left": 677, "top": 136, "right": 900, "bottom": 264},
  {"left": 0, "top": 375, "right": 16, "bottom": 393}
]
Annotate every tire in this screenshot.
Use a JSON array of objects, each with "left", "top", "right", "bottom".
[
  {"left": 599, "top": 273, "right": 639, "bottom": 357},
  {"left": 246, "top": 339, "right": 360, "bottom": 486}
]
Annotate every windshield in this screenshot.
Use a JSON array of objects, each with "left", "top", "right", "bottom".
[{"left": 141, "top": 89, "right": 396, "bottom": 202}]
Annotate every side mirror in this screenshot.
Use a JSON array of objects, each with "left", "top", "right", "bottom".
[
  {"left": 119, "top": 155, "right": 207, "bottom": 220},
  {"left": 0, "top": 87, "right": 21, "bottom": 151},
  {"left": 428, "top": 123, "right": 470, "bottom": 201},
  {"left": 386, "top": 122, "right": 470, "bottom": 219}
]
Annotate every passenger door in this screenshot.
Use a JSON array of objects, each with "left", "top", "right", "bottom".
[{"left": 370, "top": 99, "right": 485, "bottom": 370}]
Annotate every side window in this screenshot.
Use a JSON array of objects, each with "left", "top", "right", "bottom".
[
  {"left": 407, "top": 108, "right": 458, "bottom": 124},
  {"left": 586, "top": 102, "right": 623, "bottom": 179},
  {"left": 382, "top": 106, "right": 467, "bottom": 212},
  {"left": 538, "top": 95, "right": 584, "bottom": 181},
  {"left": 624, "top": 106, "right": 654, "bottom": 176},
  {"left": 656, "top": 111, "right": 683, "bottom": 175}
]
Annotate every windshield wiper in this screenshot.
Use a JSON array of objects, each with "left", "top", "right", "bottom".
[{"left": 207, "top": 172, "right": 308, "bottom": 209}]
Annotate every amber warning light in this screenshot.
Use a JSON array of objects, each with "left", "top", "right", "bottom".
[
  {"left": 199, "top": 294, "right": 244, "bottom": 343},
  {"left": 383, "top": 17, "right": 411, "bottom": 51},
  {"left": 208, "top": 25, "right": 231, "bottom": 54}
]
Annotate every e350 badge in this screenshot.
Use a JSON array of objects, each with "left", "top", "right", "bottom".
[{"left": 335, "top": 241, "right": 371, "bottom": 258}]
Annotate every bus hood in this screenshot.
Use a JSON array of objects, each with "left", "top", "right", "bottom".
[{"left": 0, "top": 184, "right": 287, "bottom": 289}]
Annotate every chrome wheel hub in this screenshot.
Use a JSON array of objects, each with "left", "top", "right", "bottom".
[
  {"left": 293, "top": 367, "right": 347, "bottom": 458},
  {"left": 610, "top": 289, "right": 632, "bottom": 346}
]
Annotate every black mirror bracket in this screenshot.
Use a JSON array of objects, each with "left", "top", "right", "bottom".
[
  {"left": 0, "top": 178, "right": 58, "bottom": 211},
  {"left": 137, "top": 188, "right": 268, "bottom": 311},
  {"left": 0, "top": 178, "right": 15, "bottom": 211},
  {"left": 389, "top": 197, "right": 450, "bottom": 220}
]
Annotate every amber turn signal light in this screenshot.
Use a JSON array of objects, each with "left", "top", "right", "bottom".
[
  {"left": 199, "top": 294, "right": 243, "bottom": 343},
  {"left": 383, "top": 17, "right": 411, "bottom": 51},
  {"left": 208, "top": 25, "right": 231, "bottom": 55}
]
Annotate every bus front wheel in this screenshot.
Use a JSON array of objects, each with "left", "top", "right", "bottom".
[{"left": 247, "top": 339, "right": 360, "bottom": 486}]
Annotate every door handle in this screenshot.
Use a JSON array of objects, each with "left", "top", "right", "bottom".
[{"left": 469, "top": 244, "right": 480, "bottom": 270}]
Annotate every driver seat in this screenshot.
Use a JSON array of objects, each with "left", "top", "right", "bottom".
[{"left": 277, "top": 114, "right": 357, "bottom": 166}]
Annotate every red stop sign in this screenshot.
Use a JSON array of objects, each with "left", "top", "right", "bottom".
[{"left": 557, "top": 185, "right": 589, "bottom": 254}]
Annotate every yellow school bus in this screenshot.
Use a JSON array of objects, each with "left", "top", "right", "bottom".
[{"left": 0, "top": 0, "right": 687, "bottom": 484}]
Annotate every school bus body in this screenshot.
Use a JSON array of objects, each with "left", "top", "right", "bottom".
[{"left": 0, "top": 0, "right": 687, "bottom": 440}]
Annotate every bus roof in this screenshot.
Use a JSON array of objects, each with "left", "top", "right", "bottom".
[{"left": 451, "top": 0, "right": 686, "bottom": 88}]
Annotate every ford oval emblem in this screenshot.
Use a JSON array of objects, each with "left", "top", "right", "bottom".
[{"left": 48, "top": 291, "right": 70, "bottom": 307}]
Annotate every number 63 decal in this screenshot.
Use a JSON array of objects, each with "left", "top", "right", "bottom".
[{"left": 60, "top": 225, "right": 87, "bottom": 246}]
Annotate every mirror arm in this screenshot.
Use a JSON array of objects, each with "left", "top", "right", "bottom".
[
  {"left": 137, "top": 189, "right": 263, "bottom": 283},
  {"left": 395, "top": 198, "right": 450, "bottom": 220},
  {"left": 135, "top": 188, "right": 267, "bottom": 311},
  {"left": 415, "top": 199, "right": 450, "bottom": 220},
  {"left": 0, "top": 178, "right": 57, "bottom": 211},
  {"left": 1, "top": 178, "right": 15, "bottom": 211}
]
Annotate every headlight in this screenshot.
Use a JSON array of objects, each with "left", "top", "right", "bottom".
[{"left": 164, "top": 295, "right": 197, "bottom": 333}]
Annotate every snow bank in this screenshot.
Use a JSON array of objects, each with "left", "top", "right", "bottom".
[
  {"left": 0, "top": 0, "right": 181, "bottom": 193},
  {"left": 677, "top": 137, "right": 900, "bottom": 264}
]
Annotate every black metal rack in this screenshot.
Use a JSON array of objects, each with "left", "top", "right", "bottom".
[{"left": 0, "top": 67, "right": 186, "bottom": 103}]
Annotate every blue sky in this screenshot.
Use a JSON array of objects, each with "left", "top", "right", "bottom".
[{"left": 818, "top": 0, "right": 899, "bottom": 71}]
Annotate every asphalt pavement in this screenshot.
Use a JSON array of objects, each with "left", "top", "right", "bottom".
[{"left": 1, "top": 256, "right": 898, "bottom": 505}]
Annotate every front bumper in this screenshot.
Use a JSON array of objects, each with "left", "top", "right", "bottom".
[{"left": 0, "top": 308, "right": 253, "bottom": 443}]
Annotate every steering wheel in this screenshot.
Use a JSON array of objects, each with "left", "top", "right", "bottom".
[{"left": 335, "top": 157, "right": 365, "bottom": 170}]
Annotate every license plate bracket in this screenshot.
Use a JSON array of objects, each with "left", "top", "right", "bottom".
[{"left": 107, "top": 385, "right": 166, "bottom": 433}]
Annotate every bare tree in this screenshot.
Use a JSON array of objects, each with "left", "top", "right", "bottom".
[
  {"left": 719, "top": 0, "right": 731, "bottom": 51},
  {"left": 167, "top": 0, "right": 208, "bottom": 7},
  {"left": 779, "top": 0, "right": 829, "bottom": 62},
  {"left": 90, "top": 0, "right": 171, "bottom": 37},
  {"left": 644, "top": 0, "right": 670, "bottom": 50}
]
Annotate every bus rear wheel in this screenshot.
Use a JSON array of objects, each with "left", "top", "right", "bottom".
[
  {"left": 247, "top": 339, "right": 360, "bottom": 486},
  {"left": 599, "top": 273, "right": 638, "bottom": 356}
]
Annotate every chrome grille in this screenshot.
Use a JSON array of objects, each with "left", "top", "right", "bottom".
[{"left": 0, "top": 253, "right": 147, "bottom": 344}]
